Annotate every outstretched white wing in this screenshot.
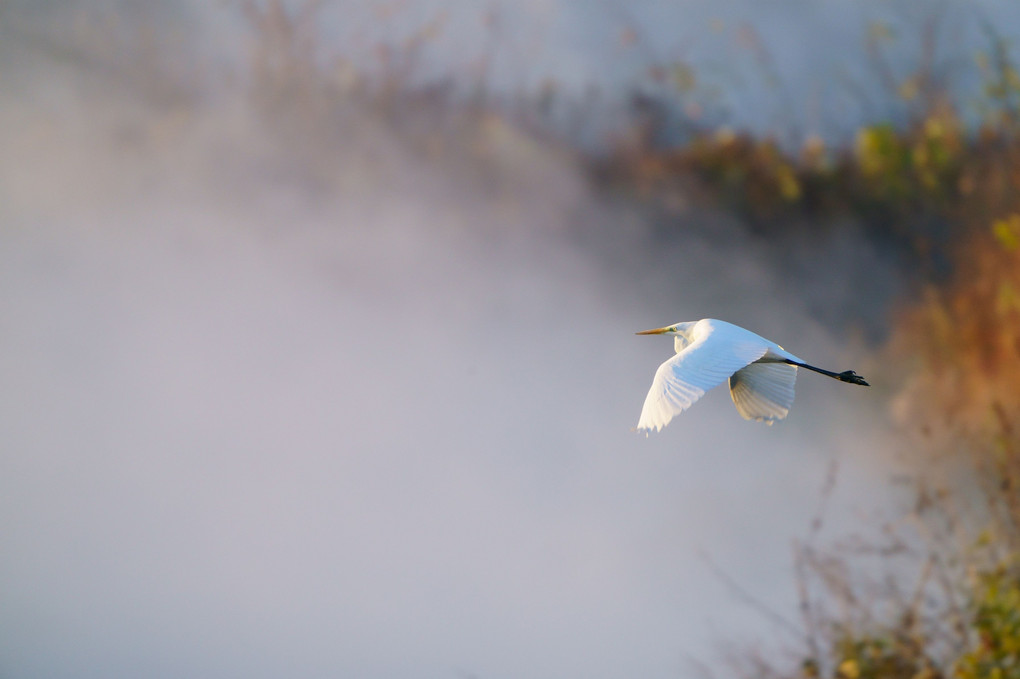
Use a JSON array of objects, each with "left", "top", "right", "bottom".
[
  {"left": 728, "top": 362, "right": 798, "bottom": 424},
  {"left": 637, "top": 321, "right": 768, "bottom": 433}
]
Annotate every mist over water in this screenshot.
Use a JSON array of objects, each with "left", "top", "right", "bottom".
[{"left": 0, "top": 5, "right": 918, "bottom": 679}]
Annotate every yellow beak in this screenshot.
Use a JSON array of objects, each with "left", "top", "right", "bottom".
[{"left": 635, "top": 326, "right": 671, "bottom": 335}]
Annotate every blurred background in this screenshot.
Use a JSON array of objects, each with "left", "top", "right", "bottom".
[{"left": 2, "top": 1, "right": 1020, "bottom": 678}]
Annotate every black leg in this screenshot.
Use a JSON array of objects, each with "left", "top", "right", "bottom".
[{"left": 785, "top": 360, "right": 870, "bottom": 386}]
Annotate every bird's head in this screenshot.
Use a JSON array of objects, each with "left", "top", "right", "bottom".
[
  {"left": 636, "top": 321, "right": 698, "bottom": 351},
  {"left": 635, "top": 321, "right": 696, "bottom": 337}
]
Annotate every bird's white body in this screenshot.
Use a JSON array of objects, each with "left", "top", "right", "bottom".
[{"left": 636, "top": 318, "right": 807, "bottom": 433}]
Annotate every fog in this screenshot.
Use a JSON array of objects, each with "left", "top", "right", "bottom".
[{"left": 0, "top": 4, "right": 920, "bottom": 679}]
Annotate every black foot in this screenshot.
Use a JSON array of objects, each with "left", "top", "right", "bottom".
[{"left": 838, "top": 370, "right": 870, "bottom": 386}]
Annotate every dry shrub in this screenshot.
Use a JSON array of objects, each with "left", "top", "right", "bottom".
[
  {"left": 891, "top": 230, "right": 1020, "bottom": 441},
  {"left": 819, "top": 128, "right": 1020, "bottom": 679},
  {"left": 889, "top": 216, "right": 1020, "bottom": 558}
]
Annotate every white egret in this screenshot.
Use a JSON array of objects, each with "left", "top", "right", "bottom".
[{"left": 635, "top": 318, "right": 869, "bottom": 433}]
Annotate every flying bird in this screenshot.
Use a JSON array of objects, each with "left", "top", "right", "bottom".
[{"left": 635, "top": 318, "right": 868, "bottom": 433}]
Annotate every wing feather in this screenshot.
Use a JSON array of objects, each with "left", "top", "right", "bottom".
[
  {"left": 728, "top": 362, "right": 798, "bottom": 424},
  {"left": 637, "top": 321, "right": 768, "bottom": 433}
]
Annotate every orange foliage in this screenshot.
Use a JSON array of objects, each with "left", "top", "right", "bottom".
[{"left": 890, "top": 232, "right": 1020, "bottom": 442}]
